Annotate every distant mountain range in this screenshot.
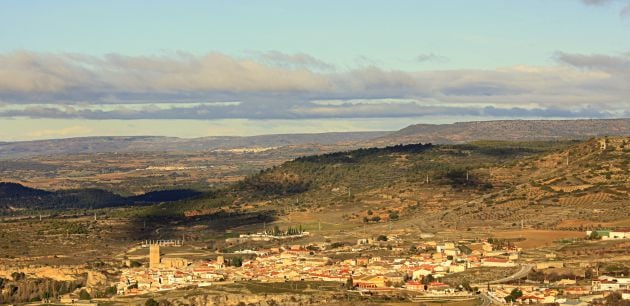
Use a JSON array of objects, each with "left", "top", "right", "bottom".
[
  {"left": 375, "top": 118, "right": 630, "bottom": 145},
  {"left": 0, "top": 132, "right": 388, "bottom": 158},
  {"left": 1, "top": 118, "right": 629, "bottom": 158}
]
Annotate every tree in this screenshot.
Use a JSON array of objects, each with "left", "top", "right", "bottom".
[
  {"left": 459, "top": 280, "right": 473, "bottom": 292},
  {"left": 504, "top": 288, "right": 523, "bottom": 303},
  {"left": 388, "top": 211, "right": 399, "bottom": 221},
  {"left": 604, "top": 292, "right": 630, "bottom": 306},
  {"left": 585, "top": 268, "right": 594, "bottom": 279},
  {"left": 344, "top": 277, "right": 354, "bottom": 289},
  {"left": 422, "top": 274, "right": 435, "bottom": 285},
  {"left": 145, "top": 298, "right": 159, "bottom": 306},
  {"left": 232, "top": 257, "right": 243, "bottom": 267},
  {"left": 330, "top": 242, "right": 344, "bottom": 249},
  {"left": 104, "top": 286, "right": 117, "bottom": 296},
  {"left": 589, "top": 231, "right": 600, "bottom": 240},
  {"left": 130, "top": 260, "right": 142, "bottom": 268},
  {"left": 79, "top": 289, "right": 91, "bottom": 300},
  {"left": 376, "top": 235, "right": 388, "bottom": 241},
  {"left": 11, "top": 272, "right": 25, "bottom": 281}
]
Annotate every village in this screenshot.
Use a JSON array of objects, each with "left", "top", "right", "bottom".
[{"left": 111, "top": 228, "right": 630, "bottom": 305}]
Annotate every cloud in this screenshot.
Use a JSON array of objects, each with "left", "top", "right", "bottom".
[
  {"left": 0, "top": 50, "right": 628, "bottom": 120},
  {"left": 252, "top": 51, "right": 335, "bottom": 71},
  {"left": 415, "top": 53, "right": 449, "bottom": 64},
  {"left": 0, "top": 101, "right": 613, "bottom": 120},
  {"left": 0, "top": 51, "right": 332, "bottom": 95},
  {"left": 580, "top": 0, "right": 630, "bottom": 17},
  {"left": 554, "top": 51, "right": 630, "bottom": 75},
  {"left": 581, "top": 0, "right": 613, "bottom": 5}
]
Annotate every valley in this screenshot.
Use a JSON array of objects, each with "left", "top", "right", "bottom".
[{"left": 0, "top": 123, "right": 629, "bottom": 305}]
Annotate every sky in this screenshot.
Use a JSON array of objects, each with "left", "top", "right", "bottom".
[{"left": 1, "top": 0, "right": 629, "bottom": 141}]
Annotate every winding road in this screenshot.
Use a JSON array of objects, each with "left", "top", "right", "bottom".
[
  {"left": 475, "top": 264, "right": 535, "bottom": 305},
  {"left": 488, "top": 264, "right": 535, "bottom": 284}
]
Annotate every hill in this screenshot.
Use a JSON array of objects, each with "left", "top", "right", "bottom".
[
  {"left": 0, "top": 182, "right": 202, "bottom": 213},
  {"left": 0, "top": 132, "right": 388, "bottom": 158},
  {"left": 375, "top": 118, "right": 630, "bottom": 145},
  {"left": 2, "top": 119, "right": 630, "bottom": 159},
  {"left": 141, "top": 137, "right": 629, "bottom": 233},
  {"left": 440, "top": 136, "right": 630, "bottom": 229}
]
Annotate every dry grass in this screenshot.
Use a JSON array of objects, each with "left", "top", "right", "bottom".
[{"left": 490, "top": 230, "right": 583, "bottom": 249}]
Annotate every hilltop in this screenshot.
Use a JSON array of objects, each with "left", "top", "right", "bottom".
[
  {"left": 375, "top": 118, "right": 630, "bottom": 145},
  {"left": 0, "top": 132, "right": 388, "bottom": 158},
  {"left": 173, "top": 137, "right": 629, "bottom": 232},
  {"left": 2, "top": 118, "right": 629, "bottom": 159},
  {"left": 441, "top": 137, "right": 630, "bottom": 229}
]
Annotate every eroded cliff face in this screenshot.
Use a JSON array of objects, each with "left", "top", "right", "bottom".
[{"left": 0, "top": 266, "right": 86, "bottom": 281}]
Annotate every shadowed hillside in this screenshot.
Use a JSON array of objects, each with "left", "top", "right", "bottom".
[{"left": 0, "top": 182, "right": 202, "bottom": 213}]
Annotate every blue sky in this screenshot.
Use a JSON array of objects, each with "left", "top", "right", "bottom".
[
  {"left": 1, "top": 0, "right": 629, "bottom": 140},
  {"left": 3, "top": 0, "right": 628, "bottom": 69}
]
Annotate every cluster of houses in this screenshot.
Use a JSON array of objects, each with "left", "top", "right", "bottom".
[
  {"left": 114, "top": 234, "right": 630, "bottom": 304},
  {"left": 486, "top": 275, "right": 630, "bottom": 305},
  {"left": 225, "top": 230, "right": 311, "bottom": 244},
  {"left": 116, "top": 238, "right": 522, "bottom": 296}
]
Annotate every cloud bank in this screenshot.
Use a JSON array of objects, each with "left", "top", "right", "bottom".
[{"left": 0, "top": 50, "right": 628, "bottom": 120}]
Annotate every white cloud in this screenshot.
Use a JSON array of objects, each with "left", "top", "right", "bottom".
[
  {"left": 0, "top": 50, "right": 628, "bottom": 120},
  {"left": 415, "top": 53, "right": 449, "bottom": 64}
]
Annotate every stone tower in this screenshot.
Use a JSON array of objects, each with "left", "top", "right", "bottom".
[{"left": 149, "top": 244, "right": 160, "bottom": 269}]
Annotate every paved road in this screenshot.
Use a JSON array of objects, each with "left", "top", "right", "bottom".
[{"left": 489, "top": 264, "right": 535, "bottom": 284}]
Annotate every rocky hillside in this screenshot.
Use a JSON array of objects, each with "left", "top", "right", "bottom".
[{"left": 439, "top": 137, "right": 630, "bottom": 229}]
